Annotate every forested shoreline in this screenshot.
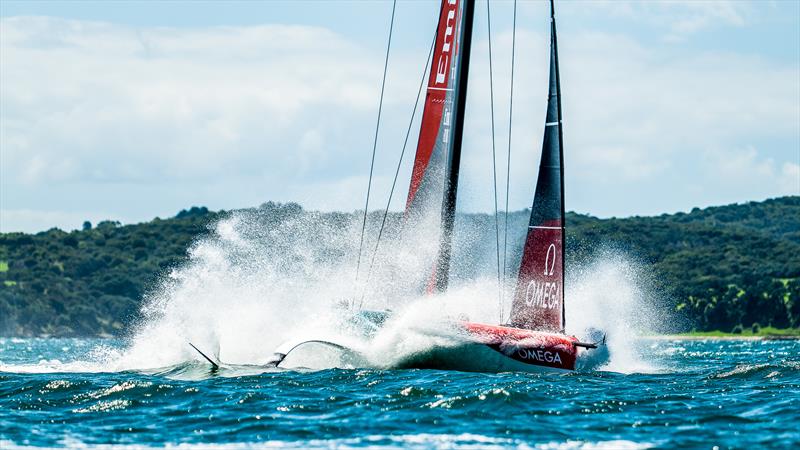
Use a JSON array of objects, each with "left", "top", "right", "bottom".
[{"left": 1, "top": 197, "right": 798, "bottom": 337}]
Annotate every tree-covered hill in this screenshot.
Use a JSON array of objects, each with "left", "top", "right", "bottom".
[
  {"left": 0, "top": 207, "right": 220, "bottom": 336},
  {"left": 0, "top": 197, "right": 798, "bottom": 337},
  {"left": 564, "top": 197, "right": 800, "bottom": 332}
]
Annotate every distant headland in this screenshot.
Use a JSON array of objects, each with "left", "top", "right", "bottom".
[{"left": 1, "top": 196, "right": 798, "bottom": 337}]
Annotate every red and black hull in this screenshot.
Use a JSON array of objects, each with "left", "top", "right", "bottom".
[{"left": 399, "top": 322, "right": 582, "bottom": 373}]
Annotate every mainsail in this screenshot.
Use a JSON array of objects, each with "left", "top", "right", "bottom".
[
  {"left": 404, "top": 0, "right": 475, "bottom": 293},
  {"left": 509, "top": 0, "right": 565, "bottom": 332}
]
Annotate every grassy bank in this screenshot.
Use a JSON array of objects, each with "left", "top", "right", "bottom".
[{"left": 669, "top": 327, "right": 800, "bottom": 338}]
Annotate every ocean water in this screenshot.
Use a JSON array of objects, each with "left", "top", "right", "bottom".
[
  {"left": 3, "top": 214, "right": 797, "bottom": 448},
  {"left": 1, "top": 337, "right": 798, "bottom": 449}
]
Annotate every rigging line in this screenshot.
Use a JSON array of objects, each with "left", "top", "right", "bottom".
[
  {"left": 355, "top": 0, "right": 398, "bottom": 289},
  {"left": 357, "top": 24, "right": 437, "bottom": 310},
  {"left": 502, "top": 0, "right": 517, "bottom": 314},
  {"left": 486, "top": 0, "right": 503, "bottom": 322}
]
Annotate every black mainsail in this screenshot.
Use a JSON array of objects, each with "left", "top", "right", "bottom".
[{"left": 509, "top": 0, "right": 566, "bottom": 332}]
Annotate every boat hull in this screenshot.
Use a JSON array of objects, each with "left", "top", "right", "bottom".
[
  {"left": 270, "top": 314, "right": 593, "bottom": 373},
  {"left": 395, "top": 341, "right": 568, "bottom": 373},
  {"left": 398, "top": 322, "right": 580, "bottom": 373}
]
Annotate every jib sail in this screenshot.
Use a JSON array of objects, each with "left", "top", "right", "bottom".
[{"left": 509, "top": 0, "right": 565, "bottom": 332}]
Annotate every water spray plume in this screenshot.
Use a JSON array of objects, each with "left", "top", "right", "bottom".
[{"left": 0, "top": 209, "right": 667, "bottom": 375}]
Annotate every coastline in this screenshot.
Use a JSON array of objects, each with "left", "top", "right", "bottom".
[{"left": 648, "top": 335, "right": 800, "bottom": 341}]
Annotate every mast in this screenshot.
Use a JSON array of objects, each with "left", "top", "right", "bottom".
[
  {"left": 508, "top": 0, "right": 566, "bottom": 332},
  {"left": 551, "top": 0, "right": 566, "bottom": 329},
  {"left": 403, "top": 0, "right": 476, "bottom": 295},
  {"left": 433, "top": 0, "right": 475, "bottom": 293}
]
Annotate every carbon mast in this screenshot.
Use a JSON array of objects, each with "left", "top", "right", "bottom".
[
  {"left": 432, "top": 0, "right": 475, "bottom": 293},
  {"left": 403, "top": 0, "right": 476, "bottom": 295}
]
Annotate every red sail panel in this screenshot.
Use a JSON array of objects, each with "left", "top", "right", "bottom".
[
  {"left": 404, "top": 0, "right": 461, "bottom": 217},
  {"left": 510, "top": 220, "right": 563, "bottom": 331},
  {"left": 509, "top": 9, "right": 565, "bottom": 332}
]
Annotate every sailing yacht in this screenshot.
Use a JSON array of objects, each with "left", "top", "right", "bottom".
[
  {"left": 375, "top": 0, "right": 583, "bottom": 372},
  {"left": 191, "top": 0, "right": 605, "bottom": 373},
  {"left": 276, "top": 0, "right": 604, "bottom": 372}
]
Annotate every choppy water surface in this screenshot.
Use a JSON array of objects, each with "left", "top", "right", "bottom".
[{"left": 1, "top": 338, "right": 798, "bottom": 449}]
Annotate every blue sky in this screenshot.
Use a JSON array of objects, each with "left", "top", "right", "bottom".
[{"left": 1, "top": 0, "right": 798, "bottom": 232}]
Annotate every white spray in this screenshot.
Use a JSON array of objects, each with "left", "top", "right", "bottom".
[{"left": 1, "top": 209, "right": 667, "bottom": 374}]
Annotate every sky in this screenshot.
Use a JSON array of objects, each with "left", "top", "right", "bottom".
[{"left": 1, "top": 0, "right": 798, "bottom": 233}]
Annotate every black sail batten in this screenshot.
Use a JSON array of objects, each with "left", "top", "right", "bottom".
[
  {"left": 432, "top": 0, "right": 476, "bottom": 293},
  {"left": 508, "top": 0, "right": 566, "bottom": 332}
]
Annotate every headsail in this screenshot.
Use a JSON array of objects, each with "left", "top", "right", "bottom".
[
  {"left": 404, "top": 0, "right": 475, "bottom": 294},
  {"left": 509, "top": 0, "right": 565, "bottom": 332}
]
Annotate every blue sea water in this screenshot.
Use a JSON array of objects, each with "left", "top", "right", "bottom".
[{"left": 1, "top": 338, "right": 798, "bottom": 449}]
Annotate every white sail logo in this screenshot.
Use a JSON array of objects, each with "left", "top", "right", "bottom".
[
  {"left": 544, "top": 243, "right": 556, "bottom": 276},
  {"left": 524, "top": 279, "right": 559, "bottom": 309},
  {"left": 524, "top": 243, "right": 559, "bottom": 309},
  {"left": 435, "top": 0, "right": 458, "bottom": 85}
]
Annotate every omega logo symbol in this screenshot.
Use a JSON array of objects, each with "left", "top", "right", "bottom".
[{"left": 544, "top": 243, "right": 556, "bottom": 276}]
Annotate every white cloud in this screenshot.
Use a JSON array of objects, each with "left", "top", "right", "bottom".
[
  {"left": 714, "top": 146, "right": 774, "bottom": 178},
  {"left": 0, "top": 209, "right": 127, "bottom": 233},
  {"left": 662, "top": 1, "right": 747, "bottom": 41},
  {"left": 560, "top": 1, "right": 750, "bottom": 42},
  {"left": 458, "top": 21, "right": 798, "bottom": 215},
  {"left": 0, "top": 17, "right": 420, "bottom": 186},
  {"left": 780, "top": 162, "right": 800, "bottom": 194},
  {"left": 693, "top": 146, "right": 800, "bottom": 205},
  {"left": 1, "top": 7, "right": 798, "bottom": 232}
]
